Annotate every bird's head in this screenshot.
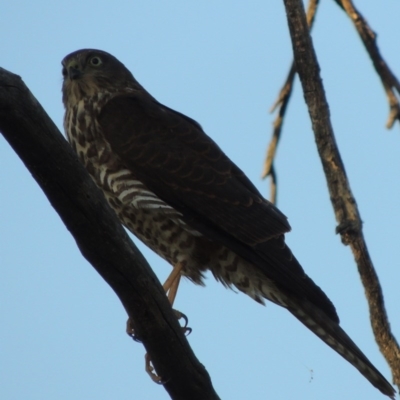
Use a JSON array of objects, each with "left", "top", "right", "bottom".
[{"left": 61, "top": 49, "right": 137, "bottom": 107}]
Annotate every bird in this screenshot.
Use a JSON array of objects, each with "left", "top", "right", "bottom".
[{"left": 61, "top": 48, "right": 395, "bottom": 398}]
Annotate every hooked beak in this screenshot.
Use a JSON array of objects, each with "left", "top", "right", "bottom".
[{"left": 68, "top": 65, "right": 83, "bottom": 80}]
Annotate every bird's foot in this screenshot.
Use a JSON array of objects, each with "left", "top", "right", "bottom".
[
  {"left": 142, "top": 311, "right": 190, "bottom": 384},
  {"left": 126, "top": 310, "right": 191, "bottom": 341},
  {"left": 145, "top": 353, "right": 165, "bottom": 384},
  {"left": 126, "top": 309, "right": 191, "bottom": 384}
]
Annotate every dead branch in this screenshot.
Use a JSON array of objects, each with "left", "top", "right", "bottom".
[
  {"left": 338, "top": 0, "right": 400, "bottom": 128},
  {"left": 0, "top": 67, "right": 221, "bottom": 400},
  {"left": 262, "top": 0, "right": 320, "bottom": 204},
  {"left": 282, "top": 0, "right": 400, "bottom": 389}
]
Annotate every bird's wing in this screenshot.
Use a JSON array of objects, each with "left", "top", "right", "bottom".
[{"left": 99, "top": 92, "right": 338, "bottom": 322}]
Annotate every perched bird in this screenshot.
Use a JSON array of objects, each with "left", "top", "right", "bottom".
[{"left": 61, "top": 49, "right": 395, "bottom": 398}]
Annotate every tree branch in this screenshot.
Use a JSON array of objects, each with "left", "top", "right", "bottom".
[
  {"left": 337, "top": 0, "right": 400, "bottom": 129},
  {"left": 282, "top": 0, "right": 400, "bottom": 389},
  {"left": 262, "top": 0, "right": 320, "bottom": 204},
  {"left": 0, "top": 67, "right": 221, "bottom": 400}
]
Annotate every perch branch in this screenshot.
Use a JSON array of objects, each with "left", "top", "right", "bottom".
[{"left": 0, "top": 67, "right": 221, "bottom": 400}]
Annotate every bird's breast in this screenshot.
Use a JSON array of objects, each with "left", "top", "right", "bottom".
[
  {"left": 64, "top": 99, "right": 210, "bottom": 282},
  {"left": 64, "top": 97, "right": 281, "bottom": 298}
]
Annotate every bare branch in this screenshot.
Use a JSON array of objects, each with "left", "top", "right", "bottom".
[
  {"left": 0, "top": 67, "right": 221, "bottom": 400},
  {"left": 282, "top": 0, "right": 400, "bottom": 389},
  {"left": 262, "top": 0, "right": 320, "bottom": 204},
  {"left": 338, "top": 0, "right": 400, "bottom": 129}
]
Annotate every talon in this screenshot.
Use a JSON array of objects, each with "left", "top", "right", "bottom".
[
  {"left": 173, "top": 309, "right": 188, "bottom": 325},
  {"left": 183, "top": 326, "right": 192, "bottom": 336},
  {"left": 126, "top": 318, "right": 142, "bottom": 342},
  {"left": 173, "top": 309, "right": 192, "bottom": 335},
  {"left": 130, "top": 334, "right": 142, "bottom": 343}
]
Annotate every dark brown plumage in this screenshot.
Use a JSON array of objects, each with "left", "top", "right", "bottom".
[{"left": 61, "top": 49, "right": 394, "bottom": 398}]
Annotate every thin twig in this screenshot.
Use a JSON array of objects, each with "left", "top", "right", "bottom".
[
  {"left": 338, "top": 0, "right": 400, "bottom": 129},
  {"left": 262, "top": 0, "right": 320, "bottom": 204},
  {"left": 282, "top": 0, "right": 400, "bottom": 389}
]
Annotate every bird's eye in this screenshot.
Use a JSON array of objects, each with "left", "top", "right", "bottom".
[
  {"left": 90, "top": 56, "right": 102, "bottom": 66},
  {"left": 62, "top": 67, "right": 67, "bottom": 77}
]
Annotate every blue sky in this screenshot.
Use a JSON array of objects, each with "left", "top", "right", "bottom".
[{"left": 1, "top": 2, "right": 399, "bottom": 399}]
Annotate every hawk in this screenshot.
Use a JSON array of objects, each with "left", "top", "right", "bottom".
[{"left": 61, "top": 49, "right": 394, "bottom": 398}]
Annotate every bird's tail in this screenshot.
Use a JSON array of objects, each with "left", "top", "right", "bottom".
[{"left": 286, "top": 298, "right": 395, "bottom": 398}]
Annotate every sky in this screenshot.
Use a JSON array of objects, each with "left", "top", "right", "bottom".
[{"left": 1, "top": 1, "right": 399, "bottom": 399}]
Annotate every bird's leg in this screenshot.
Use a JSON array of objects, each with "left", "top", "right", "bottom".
[
  {"left": 163, "top": 262, "right": 191, "bottom": 333},
  {"left": 163, "top": 261, "right": 183, "bottom": 303}
]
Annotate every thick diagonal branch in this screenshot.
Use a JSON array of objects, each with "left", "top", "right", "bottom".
[
  {"left": 262, "top": 0, "right": 320, "bottom": 204},
  {"left": 0, "top": 67, "right": 221, "bottom": 400},
  {"left": 282, "top": 0, "right": 400, "bottom": 388}
]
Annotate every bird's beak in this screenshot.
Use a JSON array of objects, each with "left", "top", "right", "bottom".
[
  {"left": 69, "top": 67, "right": 82, "bottom": 80},
  {"left": 67, "top": 62, "right": 83, "bottom": 80}
]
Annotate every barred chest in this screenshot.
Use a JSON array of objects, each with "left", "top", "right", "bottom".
[{"left": 64, "top": 94, "right": 209, "bottom": 283}]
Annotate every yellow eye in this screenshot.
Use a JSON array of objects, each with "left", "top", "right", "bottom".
[{"left": 90, "top": 56, "right": 102, "bottom": 66}]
